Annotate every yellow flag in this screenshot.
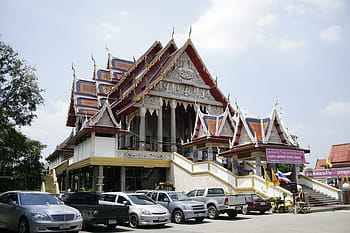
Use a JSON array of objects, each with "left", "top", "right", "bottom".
[
  {"left": 264, "top": 169, "right": 272, "bottom": 190},
  {"left": 346, "top": 173, "right": 349, "bottom": 182},
  {"left": 341, "top": 173, "right": 345, "bottom": 182},
  {"left": 326, "top": 158, "right": 333, "bottom": 168},
  {"left": 271, "top": 169, "right": 280, "bottom": 187}
]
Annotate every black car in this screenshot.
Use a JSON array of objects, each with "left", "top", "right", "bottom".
[{"left": 236, "top": 194, "right": 271, "bottom": 214}]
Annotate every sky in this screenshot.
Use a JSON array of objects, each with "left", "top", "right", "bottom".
[{"left": 1, "top": 0, "right": 349, "bottom": 168}]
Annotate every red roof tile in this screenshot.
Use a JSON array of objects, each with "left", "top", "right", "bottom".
[{"left": 329, "top": 143, "right": 350, "bottom": 163}]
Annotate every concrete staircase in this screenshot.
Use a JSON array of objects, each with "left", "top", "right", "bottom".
[
  {"left": 302, "top": 185, "right": 342, "bottom": 207},
  {"left": 41, "top": 169, "right": 60, "bottom": 194}
]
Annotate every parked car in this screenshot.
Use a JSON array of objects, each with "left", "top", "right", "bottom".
[
  {"left": 100, "top": 192, "right": 170, "bottom": 228},
  {"left": 145, "top": 190, "right": 208, "bottom": 224},
  {"left": 0, "top": 191, "right": 82, "bottom": 233},
  {"left": 187, "top": 187, "right": 247, "bottom": 218},
  {"left": 61, "top": 192, "right": 129, "bottom": 229},
  {"left": 236, "top": 193, "right": 272, "bottom": 214}
]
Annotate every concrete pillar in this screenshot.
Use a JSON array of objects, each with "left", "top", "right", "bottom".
[
  {"left": 97, "top": 165, "right": 104, "bottom": 193},
  {"left": 91, "top": 132, "right": 96, "bottom": 156},
  {"left": 170, "top": 100, "right": 177, "bottom": 152},
  {"left": 139, "top": 107, "right": 146, "bottom": 150},
  {"left": 157, "top": 99, "right": 163, "bottom": 152},
  {"left": 256, "top": 156, "right": 262, "bottom": 177},
  {"left": 208, "top": 146, "right": 213, "bottom": 161},
  {"left": 295, "top": 164, "right": 300, "bottom": 184},
  {"left": 120, "top": 166, "right": 126, "bottom": 191},
  {"left": 115, "top": 134, "right": 119, "bottom": 156},
  {"left": 232, "top": 155, "right": 239, "bottom": 175}
]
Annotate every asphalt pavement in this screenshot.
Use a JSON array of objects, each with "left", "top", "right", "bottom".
[
  {"left": 1, "top": 210, "right": 349, "bottom": 233},
  {"left": 77, "top": 210, "right": 350, "bottom": 233}
]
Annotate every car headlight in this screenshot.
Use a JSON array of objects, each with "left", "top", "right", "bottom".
[
  {"left": 183, "top": 204, "right": 192, "bottom": 210},
  {"left": 140, "top": 208, "right": 152, "bottom": 215},
  {"left": 31, "top": 213, "right": 50, "bottom": 221},
  {"left": 75, "top": 212, "right": 82, "bottom": 220}
]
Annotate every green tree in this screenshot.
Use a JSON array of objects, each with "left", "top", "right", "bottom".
[{"left": 0, "top": 39, "right": 45, "bottom": 191}]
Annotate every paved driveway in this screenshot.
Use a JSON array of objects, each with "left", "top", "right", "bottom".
[
  {"left": 1, "top": 210, "right": 349, "bottom": 233},
  {"left": 81, "top": 210, "right": 350, "bottom": 233}
]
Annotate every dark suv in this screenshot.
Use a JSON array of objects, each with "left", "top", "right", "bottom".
[{"left": 236, "top": 193, "right": 271, "bottom": 214}]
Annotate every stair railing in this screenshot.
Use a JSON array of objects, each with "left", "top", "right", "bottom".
[{"left": 299, "top": 175, "right": 341, "bottom": 200}]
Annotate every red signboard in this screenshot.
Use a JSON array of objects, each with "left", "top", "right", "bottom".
[
  {"left": 266, "top": 148, "right": 306, "bottom": 164},
  {"left": 304, "top": 168, "right": 350, "bottom": 178}
]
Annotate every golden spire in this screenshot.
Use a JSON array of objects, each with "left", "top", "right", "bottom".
[
  {"left": 171, "top": 26, "right": 175, "bottom": 40},
  {"left": 91, "top": 53, "right": 96, "bottom": 80},
  {"left": 188, "top": 25, "right": 192, "bottom": 40}
]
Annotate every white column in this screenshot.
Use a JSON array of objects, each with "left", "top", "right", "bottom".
[
  {"left": 91, "top": 132, "right": 95, "bottom": 156},
  {"left": 139, "top": 107, "right": 146, "bottom": 150},
  {"left": 232, "top": 155, "right": 239, "bottom": 175},
  {"left": 97, "top": 165, "right": 104, "bottom": 193},
  {"left": 157, "top": 98, "right": 163, "bottom": 152},
  {"left": 115, "top": 134, "right": 119, "bottom": 156},
  {"left": 120, "top": 166, "right": 126, "bottom": 191},
  {"left": 170, "top": 100, "right": 177, "bottom": 152}
]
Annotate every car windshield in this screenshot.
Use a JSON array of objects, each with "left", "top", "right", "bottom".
[
  {"left": 246, "top": 194, "right": 262, "bottom": 201},
  {"left": 128, "top": 194, "right": 156, "bottom": 205},
  {"left": 19, "top": 193, "right": 60, "bottom": 205},
  {"left": 168, "top": 192, "right": 189, "bottom": 201}
]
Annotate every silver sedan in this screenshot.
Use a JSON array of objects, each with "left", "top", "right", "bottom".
[
  {"left": 0, "top": 191, "right": 82, "bottom": 233},
  {"left": 100, "top": 192, "right": 170, "bottom": 228}
]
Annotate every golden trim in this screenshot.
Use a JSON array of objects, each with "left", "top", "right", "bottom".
[
  {"left": 172, "top": 154, "right": 292, "bottom": 196},
  {"left": 53, "top": 160, "right": 68, "bottom": 175},
  {"left": 68, "top": 157, "right": 171, "bottom": 171}
]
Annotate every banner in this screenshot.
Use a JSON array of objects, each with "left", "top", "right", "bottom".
[
  {"left": 266, "top": 148, "right": 306, "bottom": 164},
  {"left": 304, "top": 168, "right": 350, "bottom": 178}
]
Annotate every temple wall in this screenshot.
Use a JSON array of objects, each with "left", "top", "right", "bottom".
[{"left": 167, "top": 163, "right": 235, "bottom": 193}]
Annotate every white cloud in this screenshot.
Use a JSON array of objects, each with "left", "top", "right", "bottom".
[
  {"left": 188, "top": 0, "right": 277, "bottom": 54},
  {"left": 21, "top": 100, "right": 71, "bottom": 158},
  {"left": 98, "top": 21, "right": 121, "bottom": 41},
  {"left": 303, "top": 0, "right": 343, "bottom": 10},
  {"left": 320, "top": 25, "right": 343, "bottom": 43},
  {"left": 257, "top": 13, "right": 278, "bottom": 28},
  {"left": 322, "top": 101, "right": 350, "bottom": 118},
  {"left": 284, "top": 4, "right": 306, "bottom": 15},
  {"left": 277, "top": 39, "right": 306, "bottom": 51}
]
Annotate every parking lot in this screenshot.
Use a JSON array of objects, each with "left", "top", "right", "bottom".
[
  {"left": 1, "top": 210, "right": 349, "bottom": 233},
  {"left": 76, "top": 210, "right": 350, "bottom": 233}
]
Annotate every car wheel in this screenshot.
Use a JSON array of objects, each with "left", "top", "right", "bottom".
[
  {"left": 195, "top": 217, "right": 205, "bottom": 223},
  {"left": 129, "top": 214, "right": 139, "bottom": 228},
  {"left": 227, "top": 211, "right": 237, "bottom": 218},
  {"left": 242, "top": 207, "right": 249, "bottom": 215},
  {"left": 18, "top": 217, "right": 30, "bottom": 233},
  {"left": 208, "top": 205, "right": 218, "bottom": 219},
  {"left": 173, "top": 210, "right": 185, "bottom": 224}
]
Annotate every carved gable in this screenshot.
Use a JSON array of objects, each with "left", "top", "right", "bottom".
[
  {"left": 166, "top": 53, "right": 208, "bottom": 87},
  {"left": 238, "top": 126, "right": 252, "bottom": 145},
  {"left": 267, "top": 124, "right": 283, "bottom": 143},
  {"left": 95, "top": 110, "right": 115, "bottom": 127},
  {"left": 151, "top": 52, "right": 221, "bottom": 106}
]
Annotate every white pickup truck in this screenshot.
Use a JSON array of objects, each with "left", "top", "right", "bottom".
[{"left": 187, "top": 187, "right": 247, "bottom": 219}]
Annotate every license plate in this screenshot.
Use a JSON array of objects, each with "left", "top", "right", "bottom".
[
  {"left": 59, "top": 223, "right": 70, "bottom": 229},
  {"left": 109, "top": 219, "right": 117, "bottom": 224},
  {"left": 236, "top": 207, "right": 241, "bottom": 210}
]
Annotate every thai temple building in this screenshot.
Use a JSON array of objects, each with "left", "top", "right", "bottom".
[{"left": 46, "top": 36, "right": 339, "bottom": 203}]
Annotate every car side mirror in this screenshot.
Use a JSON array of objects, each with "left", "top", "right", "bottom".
[
  {"left": 123, "top": 200, "right": 130, "bottom": 205},
  {"left": 9, "top": 200, "right": 18, "bottom": 207}
]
